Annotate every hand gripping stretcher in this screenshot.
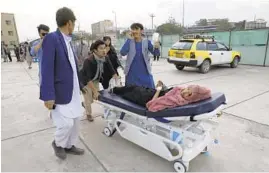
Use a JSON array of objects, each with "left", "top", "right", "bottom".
[{"left": 95, "top": 90, "right": 226, "bottom": 172}]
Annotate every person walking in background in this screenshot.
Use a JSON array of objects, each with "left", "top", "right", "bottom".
[
  {"left": 75, "top": 39, "right": 89, "bottom": 70},
  {"left": 14, "top": 45, "right": 20, "bottom": 62},
  {"left": 120, "top": 23, "right": 155, "bottom": 88},
  {"left": 153, "top": 41, "right": 161, "bottom": 61},
  {"left": 19, "top": 43, "right": 25, "bottom": 62},
  {"left": 102, "top": 36, "right": 122, "bottom": 89},
  {"left": 24, "top": 42, "right": 33, "bottom": 69},
  {"left": 31, "top": 24, "right": 50, "bottom": 82},
  {"left": 4, "top": 44, "right": 12, "bottom": 62},
  {"left": 1, "top": 42, "right": 7, "bottom": 62},
  {"left": 40, "top": 7, "right": 84, "bottom": 160}
]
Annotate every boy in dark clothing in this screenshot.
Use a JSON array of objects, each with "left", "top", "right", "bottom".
[{"left": 79, "top": 40, "right": 118, "bottom": 121}]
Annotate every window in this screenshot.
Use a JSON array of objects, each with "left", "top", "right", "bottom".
[
  {"left": 196, "top": 42, "right": 207, "bottom": 50},
  {"left": 8, "top": 31, "right": 14, "bottom": 36},
  {"left": 6, "top": 20, "right": 11, "bottom": 25},
  {"left": 207, "top": 43, "right": 218, "bottom": 51},
  {"left": 10, "top": 41, "right": 15, "bottom": 45},
  {"left": 171, "top": 41, "right": 193, "bottom": 50},
  {"left": 217, "top": 42, "right": 228, "bottom": 51}
]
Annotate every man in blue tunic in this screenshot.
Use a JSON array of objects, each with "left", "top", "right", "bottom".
[{"left": 120, "top": 23, "right": 155, "bottom": 89}]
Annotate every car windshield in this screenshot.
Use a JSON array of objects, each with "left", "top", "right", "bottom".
[{"left": 171, "top": 40, "right": 193, "bottom": 50}]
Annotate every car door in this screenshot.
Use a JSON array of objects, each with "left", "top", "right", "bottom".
[
  {"left": 207, "top": 42, "right": 222, "bottom": 65},
  {"left": 216, "top": 42, "right": 232, "bottom": 63},
  {"left": 195, "top": 41, "right": 208, "bottom": 65}
]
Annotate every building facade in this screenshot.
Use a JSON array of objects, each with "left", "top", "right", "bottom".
[
  {"left": 91, "top": 20, "right": 113, "bottom": 38},
  {"left": 1, "top": 13, "right": 20, "bottom": 48},
  {"left": 245, "top": 19, "right": 267, "bottom": 30}
]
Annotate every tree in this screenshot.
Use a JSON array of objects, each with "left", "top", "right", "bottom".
[
  {"left": 120, "top": 30, "right": 129, "bottom": 38},
  {"left": 195, "top": 18, "right": 233, "bottom": 31},
  {"left": 156, "top": 23, "right": 183, "bottom": 35},
  {"left": 167, "top": 16, "right": 177, "bottom": 25},
  {"left": 234, "top": 20, "right": 246, "bottom": 30},
  {"left": 156, "top": 17, "right": 183, "bottom": 35},
  {"left": 72, "top": 33, "right": 81, "bottom": 41},
  {"left": 196, "top": 19, "right": 208, "bottom": 26}
]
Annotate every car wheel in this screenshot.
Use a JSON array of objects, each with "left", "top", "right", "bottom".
[
  {"left": 230, "top": 56, "right": 239, "bottom": 68},
  {"left": 175, "top": 65, "right": 185, "bottom": 70},
  {"left": 199, "top": 59, "right": 211, "bottom": 73}
]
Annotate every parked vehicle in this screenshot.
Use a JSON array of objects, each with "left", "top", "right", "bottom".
[{"left": 167, "top": 34, "right": 241, "bottom": 73}]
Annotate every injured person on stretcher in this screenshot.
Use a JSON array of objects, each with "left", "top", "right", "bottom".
[
  {"left": 98, "top": 80, "right": 226, "bottom": 172},
  {"left": 110, "top": 81, "right": 211, "bottom": 112}
]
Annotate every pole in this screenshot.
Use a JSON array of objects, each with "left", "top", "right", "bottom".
[
  {"left": 113, "top": 11, "right": 118, "bottom": 39},
  {"left": 254, "top": 15, "right": 256, "bottom": 29},
  {"left": 182, "top": 0, "right": 185, "bottom": 28},
  {"left": 263, "top": 29, "right": 269, "bottom": 66},
  {"left": 229, "top": 29, "right": 232, "bottom": 49},
  {"left": 149, "top": 14, "right": 155, "bottom": 30}
]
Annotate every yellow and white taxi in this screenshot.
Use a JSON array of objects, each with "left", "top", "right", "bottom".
[{"left": 167, "top": 34, "right": 241, "bottom": 73}]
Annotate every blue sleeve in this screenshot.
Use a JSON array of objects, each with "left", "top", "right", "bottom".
[
  {"left": 120, "top": 39, "right": 131, "bottom": 56},
  {"left": 148, "top": 40, "right": 154, "bottom": 55},
  {"left": 40, "top": 34, "right": 56, "bottom": 101},
  {"left": 30, "top": 41, "right": 39, "bottom": 57}
]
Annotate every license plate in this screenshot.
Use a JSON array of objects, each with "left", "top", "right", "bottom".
[{"left": 175, "top": 52, "right": 183, "bottom": 58}]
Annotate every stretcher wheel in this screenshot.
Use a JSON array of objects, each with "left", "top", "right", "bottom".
[
  {"left": 174, "top": 161, "right": 186, "bottom": 173},
  {"left": 103, "top": 127, "right": 112, "bottom": 137}
]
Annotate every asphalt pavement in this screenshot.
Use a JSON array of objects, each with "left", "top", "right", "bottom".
[{"left": 1, "top": 57, "right": 269, "bottom": 172}]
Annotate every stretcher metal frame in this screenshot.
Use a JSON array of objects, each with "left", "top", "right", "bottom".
[{"left": 95, "top": 95, "right": 225, "bottom": 172}]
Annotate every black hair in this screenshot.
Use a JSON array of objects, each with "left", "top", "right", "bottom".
[
  {"left": 37, "top": 24, "right": 50, "bottom": 33},
  {"left": 103, "top": 36, "right": 112, "bottom": 46},
  {"left": 91, "top": 40, "right": 105, "bottom": 51},
  {"left": 130, "top": 23, "right": 144, "bottom": 30},
  {"left": 90, "top": 43, "right": 94, "bottom": 52},
  {"left": 56, "top": 7, "right": 76, "bottom": 27}
]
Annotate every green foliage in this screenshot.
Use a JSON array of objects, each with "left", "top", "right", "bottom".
[{"left": 156, "top": 17, "right": 183, "bottom": 35}]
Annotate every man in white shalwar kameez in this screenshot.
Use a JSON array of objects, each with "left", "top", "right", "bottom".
[{"left": 40, "top": 7, "right": 84, "bottom": 160}]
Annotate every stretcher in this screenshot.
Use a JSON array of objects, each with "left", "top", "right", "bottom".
[{"left": 95, "top": 90, "right": 226, "bottom": 172}]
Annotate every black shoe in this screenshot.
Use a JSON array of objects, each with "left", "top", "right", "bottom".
[
  {"left": 65, "top": 146, "right": 85, "bottom": 155},
  {"left": 52, "top": 141, "right": 66, "bottom": 160}
]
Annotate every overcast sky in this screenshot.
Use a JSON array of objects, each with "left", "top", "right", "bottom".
[{"left": 1, "top": 0, "right": 269, "bottom": 41}]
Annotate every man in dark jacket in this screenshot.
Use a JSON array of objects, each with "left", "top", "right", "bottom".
[
  {"left": 4, "top": 44, "right": 12, "bottom": 62},
  {"left": 14, "top": 45, "right": 20, "bottom": 62}
]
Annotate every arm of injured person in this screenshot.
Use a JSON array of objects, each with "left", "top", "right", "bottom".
[{"left": 151, "top": 81, "right": 165, "bottom": 100}]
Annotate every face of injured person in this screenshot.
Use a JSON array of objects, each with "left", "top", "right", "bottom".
[
  {"left": 94, "top": 44, "right": 106, "bottom": 58},
  {"left": 181, "top": 88, "right": 192, "bottom": 99}
]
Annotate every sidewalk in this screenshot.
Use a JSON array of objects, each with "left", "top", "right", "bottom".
[{"left": 1, "top": 59, "right": 269, "bottom": 171}]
